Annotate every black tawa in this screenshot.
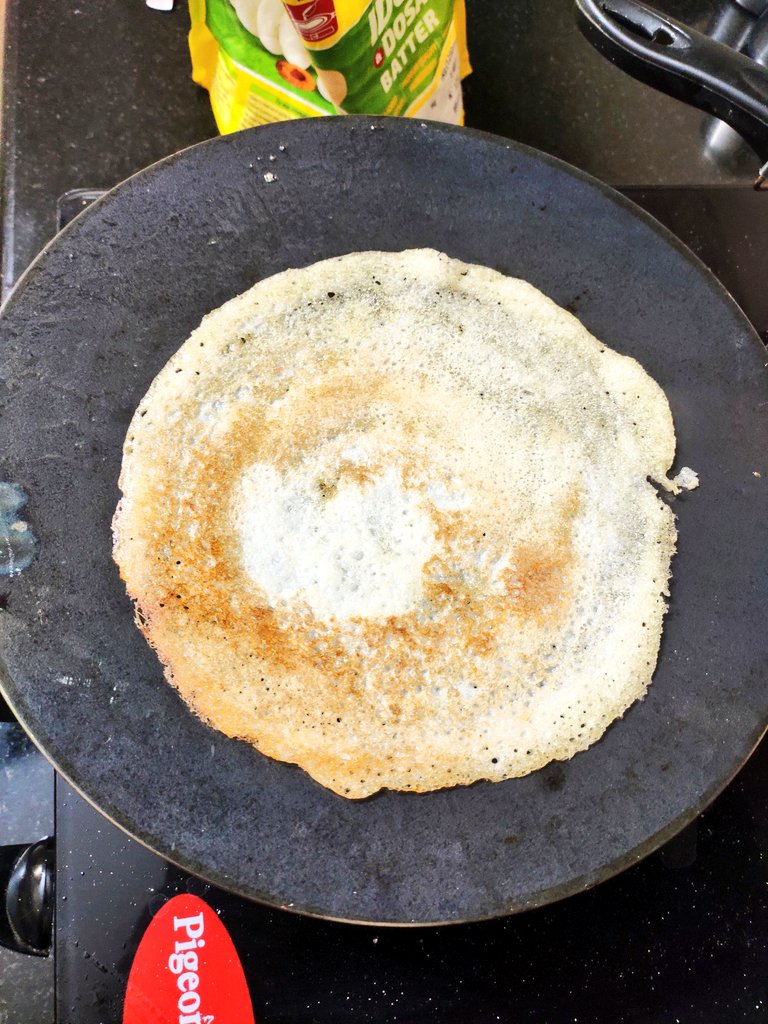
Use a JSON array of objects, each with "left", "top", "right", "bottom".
[{"left": 0, "top": 119, "right": 766, "bottom": 925}]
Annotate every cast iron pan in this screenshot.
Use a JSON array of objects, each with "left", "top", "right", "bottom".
[{"left": 0, "top": 118, "right": 767, "bottom": 925}]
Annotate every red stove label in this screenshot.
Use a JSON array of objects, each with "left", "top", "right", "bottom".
[{"left": 123, "top": 893, "right": 255, "bottom": 1024}]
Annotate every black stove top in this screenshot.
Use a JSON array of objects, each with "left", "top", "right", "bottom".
[{"left": 1, "top": 3, "right": 767, "bottom": 1023}]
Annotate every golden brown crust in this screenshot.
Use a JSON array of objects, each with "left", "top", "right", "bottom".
[{"left": 113, "top": 249, "right": 678, "bottom": 798}]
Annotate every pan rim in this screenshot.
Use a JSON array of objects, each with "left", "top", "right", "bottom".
[
  {"left": 2, "top": 117, "right": 765, "bottom": 360},
  {"left": 1, "top": 116, "right": 766, "bottom": 925},
  {"left": 1, "top": 668, "right": 765, "bottom": 928}
]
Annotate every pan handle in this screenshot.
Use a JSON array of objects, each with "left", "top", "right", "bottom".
[{"left": 575, "top": 0, "right": 768, "bottom": 182}]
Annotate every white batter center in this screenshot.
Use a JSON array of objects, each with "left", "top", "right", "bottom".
[{"left": 237, "top": 462, "right": 437, "bottom": 620}]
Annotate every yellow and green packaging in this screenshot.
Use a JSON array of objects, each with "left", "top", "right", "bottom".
[{"left": 188, "top": 0, "right": 471, "bottom": 132}]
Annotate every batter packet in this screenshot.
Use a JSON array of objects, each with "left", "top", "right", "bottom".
[{"left": 188, "top": 0, "right": 471, "bottom": 131}]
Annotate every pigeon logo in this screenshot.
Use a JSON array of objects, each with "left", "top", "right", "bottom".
[
  {"left": 285, "top": 0, "right": 338, "bottom": 43},
  {"left": 123, "top": 894, "right": 254, "bottom": 1024},
  {"left": 167, "top": 910, "right": 211, "bottom": 1024}
]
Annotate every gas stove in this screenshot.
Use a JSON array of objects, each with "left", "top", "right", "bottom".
[{"left": 1, "top": 3, "right": 767, "bottom": 1023}]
